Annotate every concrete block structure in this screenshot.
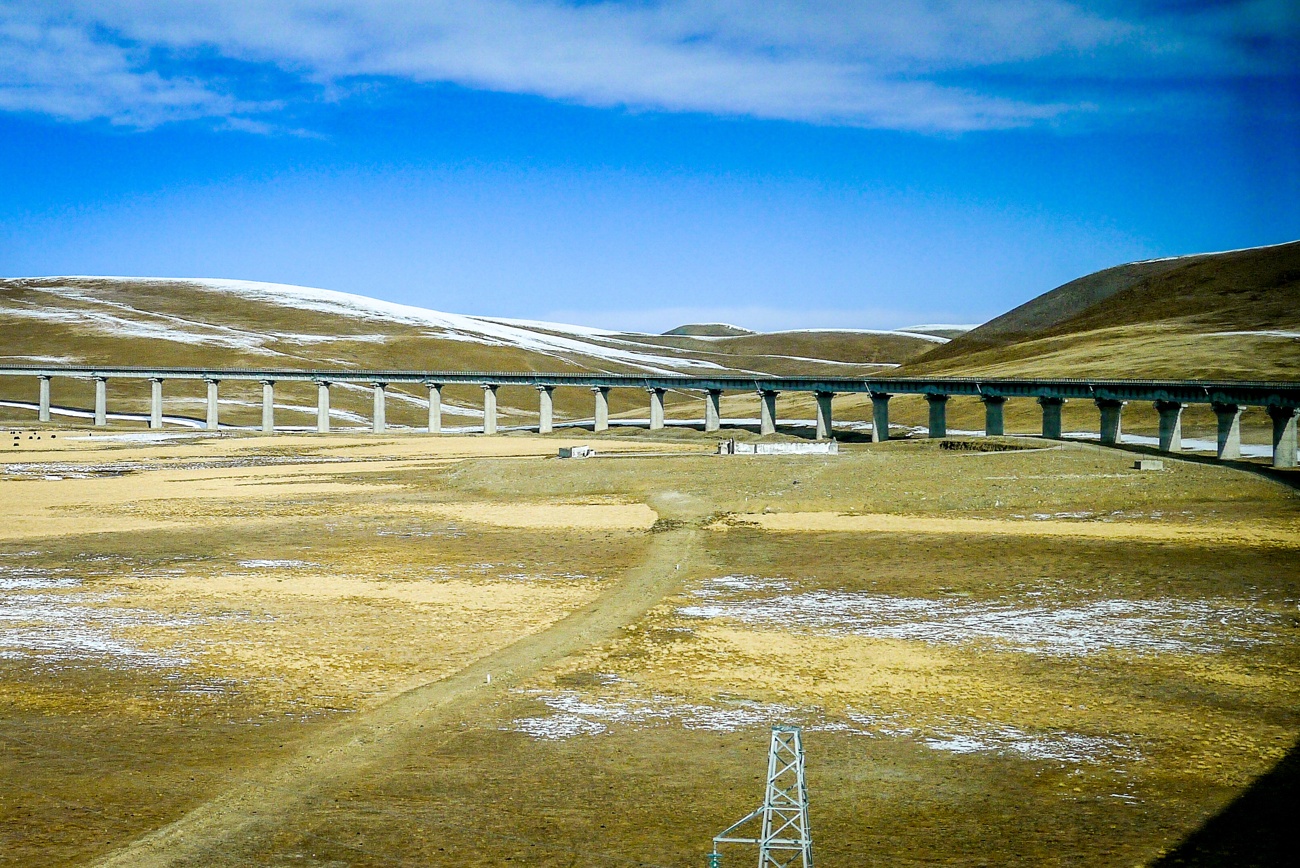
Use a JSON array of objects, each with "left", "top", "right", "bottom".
[
  {"left": 1038, "top": 396, "right": 1065, "bottom": 440},
  {"left": 94, "top": 376, "right": 107, "bottom": 426},
  {"left": 648, "top": 388, "right": 666, "bottom": 430},
  {"left": 482, "top": 384, "right": 498, "bottom": 435},
  {"left": 758, "top": 390, "right": 778, "bottom": 435},
  {"left": 719, "top": 439, "right": 838, "bottom": 455},
  {"left": 1097, "top": 398, "right": 1125, "bottom": 446},
  {"left": 704, "top": 389, "right": 722, "bottom": 433},
  {"left": 1213, "top": 402, "right": 1243, "bottom": 460},
  {"left": 925, "top": 393, "right": 948, "bottom": 438},
  {"left": 537, "top": 385, "right": 554, "bottom": 434},
  {"left": 981, "top": 394, "right": 1006, "bottom": 437},
  {"left": 316, "top": 381, "right": 331, "bottom": 433},
  {"left": 38, "top": 375, "right": 51, "bottom": 423},
  {"left": 260, "top": 380, "right": 275, "bottom": 434},
  {"left": 1268, "top": 405, "right": 1299, "bottom": 468},
  {"left": 814, "top": 391, "right": 834, "bottom": 440},
  {"left": 149, "top": 378, "right": 163, "bottom": 429},
  {"left": 372, "top": 383, "right": 387, "bottom": 434},
  {"left": 593, "top": 386, "right": 609, "bottom": 432},
  {"left": 870, "top": 392, "right": 891, "bottom": 442},
  {"left": 427, "top": 383, "right": 442, "bottom": 434},
  {"left": 1154, "top": 400, "right": 1183, "bottom": 452},
  {"left": 205, "top": 379, "right": 220, "bottom": 430}
]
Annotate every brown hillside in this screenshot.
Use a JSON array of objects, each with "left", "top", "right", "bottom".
[{"left": 908, "top": 241, "right": 1300, "bottom": 380}]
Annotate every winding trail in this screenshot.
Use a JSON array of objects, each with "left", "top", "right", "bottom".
[{"left": 89, "top": 521, "right": 699, "bottom": 868}]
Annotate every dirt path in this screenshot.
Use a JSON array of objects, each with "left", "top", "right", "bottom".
[{"left": 87, "top": 522, "right": 699, "bottom": 868}]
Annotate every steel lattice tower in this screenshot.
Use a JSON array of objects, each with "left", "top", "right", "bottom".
[{"left": 709, "top": 725, "right": 813, "bottom": 868}]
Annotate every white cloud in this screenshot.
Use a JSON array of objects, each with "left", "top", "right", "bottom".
[{"left": 1, "top": 1, "right": 1293, "bottom": 132}]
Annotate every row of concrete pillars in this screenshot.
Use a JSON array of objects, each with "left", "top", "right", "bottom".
[
  {"left": 906, "top": 392, "right": 1296, "bottom": 469},
  {"left": 30, "top": 376, "right": 1300, "bottom": 468}
]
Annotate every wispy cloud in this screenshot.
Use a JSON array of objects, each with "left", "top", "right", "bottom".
[{"left": 1, "top": 1, "right": 1295, "bottom": 132}]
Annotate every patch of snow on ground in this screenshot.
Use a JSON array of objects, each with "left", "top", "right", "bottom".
[
  {"left": 0, "top": 566, "right": 78, "bottom": 590},
  {"left": 1209, "top": 330, "right": 1300, "bottom": 339},
  {"left": 237, "top": 559, "right": 316, "bottom": 569},
  {"left": 679, "top": 576, "right": 1278, "bottom": 656},
  {"left": 508, "top": 690, "right": 1134, "bottom": 764},
  {"left": 1061, "top": 431, "right": 1273, "bottom": 459},
  {"left": 0, "top": 591, "right": 204, "bottom": 667},
  {"left": 508, "top": 691, "right": 799, "bottom": 740},
  {"left": 0, "top": 402, "right": 209, "bottom": 429},
  {"left": 830, "top": 712, "right": 1135, "bottom": 763},
  {"left": 7, "top": 289, "right": 282, "bottom": 353}
]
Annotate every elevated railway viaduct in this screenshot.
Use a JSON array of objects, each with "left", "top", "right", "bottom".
[{"left": 1, "top": 366, "right": 1297, "bottom": 468}]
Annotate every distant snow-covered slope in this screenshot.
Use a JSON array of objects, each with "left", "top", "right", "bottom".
[
  {"left": 0, "top": 275, "right": 942, "bottom": 376},
  {"left": 0, "top": 274, "right": 948, "bottom": 427}
]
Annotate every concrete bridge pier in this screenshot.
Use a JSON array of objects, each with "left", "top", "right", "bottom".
[
  {"left": 648, "top": 388, "right": 666, "bottom": 430},
  {"left": 537, "top": 385, "right": 554, "bottom": 434},
  {"left": 427, "top": 383, "right": 442, "bottom": 434},
  {"left": 149, "top": 378, "right": 164, "bottom": 429},
  {"left": 94, "top": 376, "right": 107, "bottom": 426},
  {"left": 981, "top": 395, "right": 1006, "bottom": 436},
  {"left": 870, "top": 392, "right": 891, "bottom": 442},
  {"left": 925, "top": 393, "right": 948, "bottom": 438},
  {"left": 814, "top": 391, "right": 834, "bottom": 440},
  {"left": 483, "top": 385, "right": 498, "bottom": 435},
  {"left": 316, "top": 382, "right": 331, "bottom": 433},
  {"left": 261, "top": 380, "right": 275, "bottom": 434},
  {"left": 758, "top": 389, "right": 778, "bottom": 435},
  {"left": 205, "top": 379, "right": 220, "bottom": 430},
  {"left": 1267, "top": 405, "right": 1298, "bottom": 468},
  {"left": 38, "top": 375, "right": 51, "bottom": 423},
  {"left": 1155, "top": 400, "right": 1184, "bottom": 452},
  {"left": 1038, "top": 396, "right": 1065, "bottom": 439},
  {"left": 704, "top": 389, "right": 722, "bottom": 432},
  {"left": 372, "top": 383, "right": 387, "bottom": 434},
  {"left": 1212, "top": 402, "right": 1243, "bottom": 460},
  {"left": 1096, "top": 398, "right": 1125, "bottom": 446},
  {"left": 593, "top": 386, "right": 610, "bottom": 432}
]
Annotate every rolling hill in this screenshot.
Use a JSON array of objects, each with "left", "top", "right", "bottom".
[
  {"left": 0, "top": 276, "right": 945, "bottom": 427},
  {"left": 907, "top": 240, "right": 1300, "bottom": 381},
  {"left": 2, "top": 242, "right": 1296, "bottom": 434}
]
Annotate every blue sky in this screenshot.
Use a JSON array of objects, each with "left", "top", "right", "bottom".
[{"left": 1, "top": 1, "right": 1297, "bottom": 332}]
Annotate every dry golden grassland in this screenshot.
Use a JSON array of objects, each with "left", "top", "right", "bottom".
[{"left": 1, "top": 427, "right": 1297, "bottom": 866}]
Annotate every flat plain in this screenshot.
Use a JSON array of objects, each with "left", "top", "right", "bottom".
[{"left": 1, "top": 426, "right": 1298, "bottom": 867}]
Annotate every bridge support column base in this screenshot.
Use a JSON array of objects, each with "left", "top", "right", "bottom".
[
  {"left": 758, "top": 390, "right": 778, "bottom": 436},
  {"left": 1097, "top": 399, "right": 1125, "bottom": 446},
  {"left": 1038, "top": 396, "right": 1065, "bottom": 440},
  {"left": 981, "top": 395, "right": 1005, "bottom": 437},
  {"left": 870, "top": 393, "right": 890, "bottom": 442},
  {"left": 1213, "top": 402, "right": 1242, "bottom": 460},
  {"left": 925, "top": 393, "right": 948, "bottom": 438},
  {"left": 1269, "top": 406, "right": 1298, "bottom": 469}
]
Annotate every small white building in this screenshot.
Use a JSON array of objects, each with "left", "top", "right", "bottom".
[
  {"left": 718, "top": 439, "right": 838, "bottom": 455},
  {"left": 558, "top": 445, "right": 595, "bottom": 459}
]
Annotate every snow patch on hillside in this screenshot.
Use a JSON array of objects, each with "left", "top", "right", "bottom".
[
  {"left": 33, "top": 277, "right": 726, "bottom": 374},
  {"left": 184, "top": 279, "right": 723, "bottom": 372},
  {"left": 760, "top": 327, "right": 951, "bottom": 344}
]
